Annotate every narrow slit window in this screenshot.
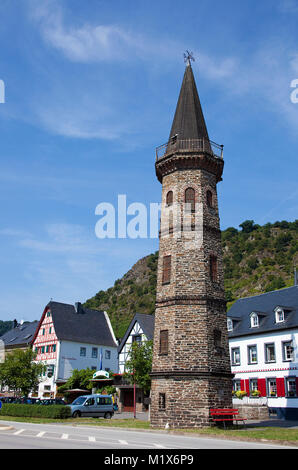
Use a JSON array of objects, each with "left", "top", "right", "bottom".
[
  {"left": 206, "top": 190, "right": 213, "bottom": 208},
  {"left": 159, "top": 393, "right": 166, "bottom": 410},
  {"left": 210, "top": 255, "right": 218, "bottom": 282},
  {"left": 159, "top": 330, "right": 169, "bottom": 355},
  {"left": 162, "top": 255, "right": 171, "bottom": 284}
]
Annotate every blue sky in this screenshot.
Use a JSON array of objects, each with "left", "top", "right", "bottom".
[{"left": 0, "top": 0, "right": 298, "bottom": 322}]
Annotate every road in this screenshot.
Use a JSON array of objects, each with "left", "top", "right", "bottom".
[{"left": 0, "top": 420, "right": 295, "bottom": 449}]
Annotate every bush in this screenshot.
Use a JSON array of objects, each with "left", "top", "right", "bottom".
[{"left": 0, "top": 403, "right": 71, "bottom": 419}]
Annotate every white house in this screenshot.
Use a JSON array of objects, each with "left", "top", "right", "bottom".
[
  {"left": 228, "top": 285, "right": 298, "bottom": 420},
  {"left": 32, "top": 301, "right": 118, "bottom": 399},
  {"left": 117, "top": 313, "right": 154, "bottom": 412}
]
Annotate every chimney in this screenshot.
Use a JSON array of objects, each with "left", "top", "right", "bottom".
[
  {"left": 13, "top": 319, "right": 18, "bottom": 328},
  {"left": 75, "top": 302, "right": 82, "bottom": 314}
]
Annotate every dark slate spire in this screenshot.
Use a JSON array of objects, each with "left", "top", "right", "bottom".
[{"left": 168, "top": 62, "right": 210, "bottom": 142}]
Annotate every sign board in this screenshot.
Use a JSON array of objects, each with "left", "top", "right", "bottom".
[{"left": 92, "top": 370, "right": 110, "bottom": 379}]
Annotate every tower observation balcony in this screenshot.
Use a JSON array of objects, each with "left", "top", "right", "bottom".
[{"left": 156, "top": 137, "right": 224, "bottom": 161}]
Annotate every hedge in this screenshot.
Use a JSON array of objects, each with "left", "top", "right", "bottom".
[{"left": 0, "top": 403, "right": 71, "bottom": 419}]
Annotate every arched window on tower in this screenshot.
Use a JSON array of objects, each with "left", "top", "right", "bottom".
[
  {"left": 166, "top": 190, "right": 173, "bottom": 206},
  {"left": 185, "top": 187, "right": 195, "bottom": 212},
  {"left": 210, "top": 255, "right": 218, "bottom": 283},
  {"left": 206, "top": 190, "right": 213, "bottom": 208}
]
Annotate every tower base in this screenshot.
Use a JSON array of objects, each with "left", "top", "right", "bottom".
[{"left": 150, "top": 374, "right": 233, "bottom": 428}]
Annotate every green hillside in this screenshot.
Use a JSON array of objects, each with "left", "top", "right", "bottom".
[
  {"left": 0, "top": 320, "right": 13, "bottom": 337},
  {"left": 84, "top": 220, "right": 298, "bottom": 339}
]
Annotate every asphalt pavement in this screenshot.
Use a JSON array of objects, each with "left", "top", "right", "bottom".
[{"left": 0, "top": 418, "right": 296, "bottom": 449}]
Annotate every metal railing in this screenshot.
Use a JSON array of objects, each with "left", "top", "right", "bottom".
[{"left": 156, "top": 138, "right": 224, "bottom": 161}]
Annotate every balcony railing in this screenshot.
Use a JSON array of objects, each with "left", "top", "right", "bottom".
[{"left": 156, "top": 138, "right": 224, "bottom": 161}]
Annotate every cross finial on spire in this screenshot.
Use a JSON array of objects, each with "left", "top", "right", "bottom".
[{"left": 183, "top": 50, "right": 195, "bottom": 66}]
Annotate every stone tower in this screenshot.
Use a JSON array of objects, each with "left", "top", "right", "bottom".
[{"left": 150, "top": 60, "right": 233, "bottom": 428}]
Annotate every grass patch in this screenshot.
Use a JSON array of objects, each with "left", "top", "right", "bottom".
[
  {"left": 177, "top": 426, "right": 298, "bottom": 443},
  {"left": 0, "top": 415, "right": 150, "bottom": 428}
]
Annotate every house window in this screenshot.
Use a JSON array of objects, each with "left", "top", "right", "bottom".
[
  {"left": 80, "top": 347, "right": 86, "bottom": 357},
  {"left": 231, "top": 347, "right": 240, "bottom": 365},
  {"left": 159, "top": 393, "right": 166, "bottom": 410},
  {"left": 47, "top": 365, "right": 54, "bottom": 378},
  {"left": 275, "top": 308, "right": 284, "bottom": 323},
  {"left": 49, "top": 327, "right": 52, "bottom": 334},
  {"left": 285, "top": 377, "right": 297, "bottom": 397},
  {"left": 92, "top": 348, "right": 98, "bottom": 358},
  {"left": 46, "top": 345, "right": 50, "bottom": 353},
  {"left": 105, "top": 350, "right": 111, "bottom": 360},
  {"left": 248, "top": 345, "right": 258, "bottom": 364},
  {"left": 265, "top": 343, "right": 276, "bottom": 363},
  {"left": 46, "top": 311, "right": 51, "bottom": 317},
  {"left": 249, "top": 378, "right": 259, "bottom": 394},
  {"left": 52, "top": 344, "right": 56, "bottom": 353},
  {"left": 250, "top": 313, "right": 259, "bottom": 328},
  {"left": 185, "top": 187, "right": 195, "bottom": 212},
  {"left": 41, "top": 346, "right": 45, "bottom": 354},
  {"left": 227, "top": 318, "right": 233, "bottom": 332},
  {"left": 233, "top": 380, "right": 241, "bottom": 392},
  {"left": 282, "top": 341, "right": 294, "bottom": 361},
  {"left": 132, "top": 335, "right": 142, "bottom": 345},
  {"left": 159, "top": 330, "right": 169, "bottom": 355},
  {"left": 206, "top": 190, "right": 213, "bottom": 208},
  {"left": 162, "top": 255, "right": 171, "bottom": 284},
  {"left": 166, "top": 191, "right": 173, "bottom": 206},
  {"left": 210, "top": 255, "right": 218, "bottom": 282},
  {"left": 267, "top": 378, "right": 277, "bottom": 397},
  {"left": 42, "top": 328, "right": 45, "bottom": 335}
]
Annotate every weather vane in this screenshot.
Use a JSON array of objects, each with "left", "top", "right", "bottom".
[{"left": 184, "top": 50, "right": 195, "bottom": 66}]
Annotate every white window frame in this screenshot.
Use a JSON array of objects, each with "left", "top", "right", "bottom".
[
  {"left": 248, "top": 345, "right": 258, "bottom": 364},
  {"left": 283, "top": 341, "right": 294, "bottom": 361},
  {"left": 250, "top": 312, "right": 259, "bottom": 328},
  {"left": 231, "top": 347, "right": 240, "bottom": 365},
  {"left": 275, "top": 307, "right": 285, "bottom": 324},
  {"left": 227, "top": 318, "right": 233, "bottom": 332}
]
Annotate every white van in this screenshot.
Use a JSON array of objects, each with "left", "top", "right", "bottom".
[{"left": 68, "top": 394, "right": 114, "bottom": 419}]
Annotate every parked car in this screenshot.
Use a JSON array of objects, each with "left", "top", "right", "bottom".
[
  {"left": 41, "top": 398, "right": 66, "bottom": 406},
  {"left": 68, "top": 394, "right": 114, "bottom": 419}
]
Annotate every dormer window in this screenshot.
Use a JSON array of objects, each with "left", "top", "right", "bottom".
[
  {"left": 250, "top": 312, "right": 259, "bottom": 328},
  {"left": 275, "top": 307, "right": 285, "bottom": 323},
  {"left": 227, "top": 318, "right": 233, "bottom": 332}
]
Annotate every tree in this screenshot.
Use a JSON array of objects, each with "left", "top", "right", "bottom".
[
  {"left": 239, "top": 220, "right": 256, "bottom": 233},
  {"left": 124, "top": 340, "right": 153, "bottom": 394},
  {"left": 57, "top": 368, "right": 94, "bottom": 395},
  {"left": 0, "top": 348, "right": 45, "bottom": 397}
]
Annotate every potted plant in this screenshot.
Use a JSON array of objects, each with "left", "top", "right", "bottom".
[
  {"left": 251, "top": 389, "right": 261, "bottom": 397},
  {"left": 235, "top": 390, "right": 247, "bottom": 400}
]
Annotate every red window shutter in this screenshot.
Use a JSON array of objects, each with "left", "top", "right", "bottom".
[
  {"left": 245, "top": 379, "right": 250, "bottom": 395},
  {"left": 276, "top": 378, "right": 285, "bottom": 397},
  {"left": 258, "top": 378, "right": 267, "bottom": 397},
  {"left": 240, "top": 379, "right": 245, "bottom": 392}
]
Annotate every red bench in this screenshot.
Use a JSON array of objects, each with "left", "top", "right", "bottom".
[{"left": 210, "top": 408, "right": 247, "bottom": 429}]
